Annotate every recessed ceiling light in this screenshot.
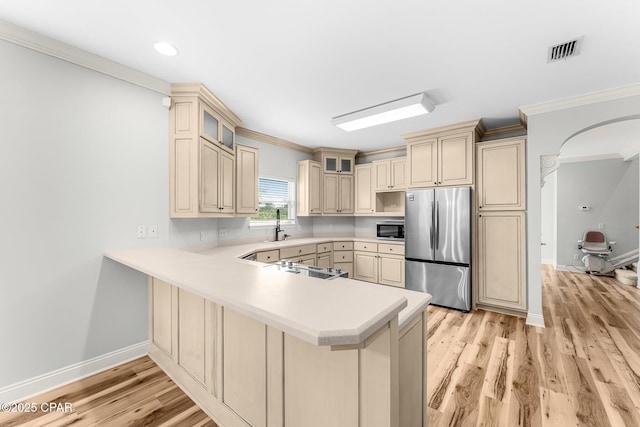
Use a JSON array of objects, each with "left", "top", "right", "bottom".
[{"left": 153, "top": 42, "right": 178, "bottom": 57}]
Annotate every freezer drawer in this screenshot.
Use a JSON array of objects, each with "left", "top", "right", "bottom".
[{"left": 405, "top": 260, "right": 471, "bottom": 311}]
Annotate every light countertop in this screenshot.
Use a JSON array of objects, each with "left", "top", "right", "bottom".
[{"left": 106, "top": 236, "right": 430, "bottom": 347}]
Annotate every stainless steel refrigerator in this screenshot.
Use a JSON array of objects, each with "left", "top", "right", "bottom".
[{"left": 405, "top": 187, "right": 471, "bottom": 311}]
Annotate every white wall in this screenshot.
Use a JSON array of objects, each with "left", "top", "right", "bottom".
[
  {"left": 540, "top": 171, "right": 557, "bottom": 265},
  {"left": 525, "top": 92, "right": 640, "bottom": 327},
  {"left": 556, "top": 158, "right": 639, "bottom": 267}
]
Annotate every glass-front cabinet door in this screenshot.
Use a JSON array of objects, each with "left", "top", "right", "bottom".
[
  {"left": 323, "top": 154, "right": 353, "bottom": 174},
  {"left": 200, "top": 102, "right": 234, "bottom": 154}
]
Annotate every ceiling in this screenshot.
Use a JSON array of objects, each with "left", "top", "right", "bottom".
[{"left": 1, "top": 0, "right": 639, "bottom": 152}]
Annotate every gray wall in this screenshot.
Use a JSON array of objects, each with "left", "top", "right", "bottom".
[
  {"left": 525, "top": 94, "right": 640, "bottom": 326},
  {"left": 0, "top": 38, "right": 364, "bottom": 390},
  {"left": 540, "top": 171, "right": 557, "bottom": 265},
  {"left": 556, "top": 158, "right": 639, "bottom": 267},
  {"left": 0, "top": 39, "right": 183, "bottom": 387}
]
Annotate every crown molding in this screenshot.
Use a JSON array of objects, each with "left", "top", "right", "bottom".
[
  {"left": 171, "top": 83, "right": 243, "bottom": 127},
  {"left": 401, "top": 119, "right": 485, "bottom": 142},
  {"left": 356, "top": 145, "right": 406, "bottom": 158},
  {"left": 312, "top": 147, "right": 359, "bottom": 156},
  {"left": 519, "top": 83, "right": 640, "bottom": 119},
  {"left": 0, "top": 19, "right": 170, "bottom": 95},
  {"left": 481, "top": 124, "right": 527, "bottom": 141},
  {"left": 236, "top": 127, "right": 312, "bottom": 154}
]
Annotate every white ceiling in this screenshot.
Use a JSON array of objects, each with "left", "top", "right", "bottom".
[{"left": 1, "top": 0, "right": 639, "bottom": 152}]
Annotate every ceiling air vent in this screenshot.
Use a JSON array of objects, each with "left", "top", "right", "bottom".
[{"left": 547, "top": 36, "right": 584, "bottom": 63}]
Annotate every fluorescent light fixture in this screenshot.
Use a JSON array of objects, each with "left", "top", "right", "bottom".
[
  {"left": 330, "top": 93, "right": 435, "bottom": 131},
  {"left": 153, "top": 42, "right": 178, "bottom": 57}
]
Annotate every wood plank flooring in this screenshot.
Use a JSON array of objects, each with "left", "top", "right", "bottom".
[
  {"left": 427, "top": 265, "right": 640, "bottom": 427},
  {"left": 4, "top": 265, "right": 640, "bottom": 426},
  {"left": 0, "top": 356, "right": 217, "bottom": 427}
]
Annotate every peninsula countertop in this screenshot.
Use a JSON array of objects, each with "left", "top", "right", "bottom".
[{"left": 105, "top": 236, "right": 431, "bottom": 347}]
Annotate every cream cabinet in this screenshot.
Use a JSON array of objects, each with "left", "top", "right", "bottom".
[
  {"left": 315, "top": 150, "right": 356, "bottom": 174},
  {"left": 200, "top": 138, "right": 235, "bottom": 214},
  {"left": 333, "top": 242, "right": 354, "bottom": 279},
  {"left": 316, "top": 242, "right": 333, "bottom": 268},
  {"left": 477, "top": 138, "right": 526, "bottom": 211},
  {"left": 235, "top": 144, "right": 259, "bottom": 215},
  {"left": 353, "top": 242, "right": 405, "bottom": 287},
  {"left": 256, "top": 249, "right": 279, "bottom": 263},
  {"left": 403, "top": 120, "right": 484, "bottom": 189},
  {"left": 477, "top": 211, "right": 526, "bottom": 311},
  {"left": 169, "top": 83, "right": 243, "bottom": 218},
  {"left": 280, "top": 244, "right": 317, "bottom": 265},
  {"left": 355, "top": 164, "right": 376, "bottom": 215},
  {"left": 297, "top": 160, "right": 322, "bottom": 216},
  {"left": 374, "top": 157, "right": 407, "bottom": 191},
  {"left": 323, "top": 174, "right": 354, "bottom": 214}
]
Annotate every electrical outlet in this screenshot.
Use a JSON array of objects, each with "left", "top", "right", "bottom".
[
  {"left": 200, "top": 231, "right": 205, "bottom": 241},
  {"left": 598, "top": 223, "right": 605, "bottom": 229},
  {"left": 148, "top": 225, "right": 158, "bottom": 238},
  {"left": 573, "top": 253, "right": 579, "bottom": 260},
  {"left": 137, "top": 225, "right": 146, "bottom": 239},
  {"left": 219, "top": 228, "right": 228, "bottom": 237},
  {"left": 329, "top": 224, "right": 334, "bottom": 231}
]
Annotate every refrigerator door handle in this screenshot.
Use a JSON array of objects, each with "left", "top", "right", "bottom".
[
  {"left": 430, "top": 201, "right": 435, "bottom": 249},
  {"left": 435, "top": 200, "right": 439, "bottom": 250}
]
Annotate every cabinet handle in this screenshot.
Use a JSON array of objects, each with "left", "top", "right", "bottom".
[
  {"left": 389, "top": 248, "right": 393, "bottom": 251},
  {"left": 255, "top": 208, "right": 258, "bottom": 212},
  {"left": 299, "top": 250, "right": 302, "bottom": 253},
  {"left": 433, "top": 182, "right": 437, "bottom": 185},
  {"left": 267, "top": 256, "right": 271, "bottom": 259}
]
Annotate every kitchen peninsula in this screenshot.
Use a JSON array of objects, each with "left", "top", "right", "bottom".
[{"left": 106, "top": 237, "right": 431, "bottom": 427}]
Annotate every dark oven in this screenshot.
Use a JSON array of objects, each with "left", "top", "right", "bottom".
[{"left": 376, "top": 220, "right": 404, "bottom": 240}]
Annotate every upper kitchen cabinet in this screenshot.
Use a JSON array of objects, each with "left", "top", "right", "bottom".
[
  {"left": 373, "top": 157, "right": 407, "bottom": 191},
  {"left": 354, "top": 164, "right": 375, "bottom": 215},
  {"left": 477, "top": 137, "right": 526, "bottom": 211},
  {"left": 403, "top": 120, "right": 485, "bottom": 188},
  {"left": 169, "top": 83, "right": 243, "bottom": 218},
  {"left": 323, "top": 174, "right": 354, "bottom": 215},
  {"left": 235, "top": 144, "right": 259, "bottom": 215},
  {"left": 297, "top": 160, "right": 322, "bottom": 216},
  {"left": 313, "top": 148, "right": 357, "bottom": 174}
]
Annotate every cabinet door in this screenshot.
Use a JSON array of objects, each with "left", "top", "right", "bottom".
[
  {"left": 334, "top": 262, "right": 354, "bottom": 279},
  {"left": 323, "top": 174, "right": 339, "bottom": 214},
  {"left": 339, "top": 156, "right": 354, "bottom": 174},
  {"left": 477, "top": 211, "right": 526, "bottom": 310},
  {"left": 200, "top": 139, "right": 220, "bottom": 212},
  {"left": 339, "top": 175, "right": 354, "bottom": 214},
  {"left": 355, "top": 164, "right": 375, "bottom": 214},
  {"left": 477, "top": 138, "right": 526, "bottom": 211},
  {"left": 390, "top": 158, "right": 407, "bottom": 190},
  {"left": 438, "top": 132, "right": 473, "bottom": 186},
  {"left": 309, "top": 161, "right": 322, "bottom": 214},
  {"left": 378, "top": 255, "right": 405, "bottom": 288},
  {"left": 317, "top": 252, "right": 332, "bottom": 268},
  {"left": 323, "top": 155, "right": 339, "bottom": 173},
  {"left": 374, "top": 161, "right": 391, "bottom": 191},
  {"left": 236, "top": 145, "right": 259, "bottom": 214},
  {"left": 354, "top": 252, "right": 378, "bottom": 283},
  {"left": 408, "top": 139, "right": 437, "bottom": 188},
  {"left": 219, "top": 150, "right": 235, "bottom": 212},
  {"left": 299, "top": 254, "right": 317, "bottom": 266}
]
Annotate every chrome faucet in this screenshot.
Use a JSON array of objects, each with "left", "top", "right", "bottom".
[{"left": 275, "top": 209, "right": 283, "bottom": 241}]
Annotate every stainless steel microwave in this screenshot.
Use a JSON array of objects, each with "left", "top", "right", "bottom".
[{"left": 376, "top": 220, "right": 404, "bottom": 240}]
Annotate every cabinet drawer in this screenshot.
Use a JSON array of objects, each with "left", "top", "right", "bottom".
[
  {"left": 378, "top": 243, "right": 405, "bottom": 256},
  {"left": 316, "top": 242, "right": 333, "bottom": 253},
  {"left": 333, "top": 251, "right": 354, "bottom": 262},
  {"left": 354, "top": 241, "right": 378, "bottom": 252},
  {"left": 333, "top": 241, "right": 354, "bottom": 251},
  {"left": 256, "top": 250, "right": 280, "bottom": 263},
  {"left": 280, "top": 244, "right": 316, "bottom": 259}
]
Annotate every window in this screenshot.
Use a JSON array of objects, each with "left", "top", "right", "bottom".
[{"left": 251, "top": 177, "right": 296, "bottom": 226}]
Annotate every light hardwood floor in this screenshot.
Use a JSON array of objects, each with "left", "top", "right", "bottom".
[
  {"left": 427, "top": 265, "right": 640, "bottom": 427},
  {"left": 4, "top": 266, "right": 640, "bottom": 426}
]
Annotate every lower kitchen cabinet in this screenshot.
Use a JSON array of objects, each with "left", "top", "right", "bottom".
[
  {"left": 317, "top": 250, "right": 332, "bottom": 268},
  {"left": 353, "top": 242, "right": 405, "bottom": 288},
  {"left": 477, "top": 211, "right": 526, "bottom": 312},
  {"left": 148, "top": 276, "right": 427, "bottom": 427}
]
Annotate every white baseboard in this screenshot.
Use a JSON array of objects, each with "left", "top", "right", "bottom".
[
  {"left": 526, "top": 313, "right": 545, "bottom": 328},
  {"left": 554, "top": 264, "right": 586, "bottom": 273},
  {"left": 0, "top": 341, "right": 148, "bottom": 404}
]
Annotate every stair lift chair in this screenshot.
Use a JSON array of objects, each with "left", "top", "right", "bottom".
[{"left": 577, "top": 230, "right": 616, "bottom": 275}]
